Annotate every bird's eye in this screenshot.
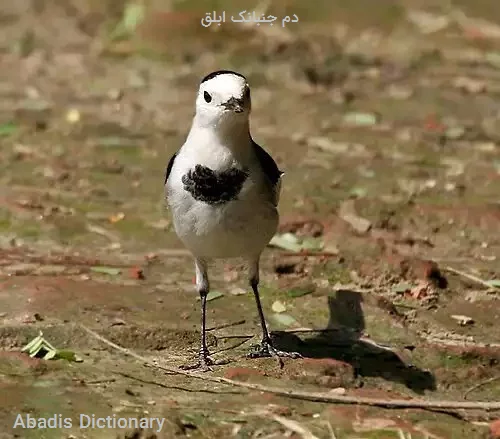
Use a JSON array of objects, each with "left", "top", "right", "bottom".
[{"left": 204, "top": 91, "right": 212, "bottom": 103}]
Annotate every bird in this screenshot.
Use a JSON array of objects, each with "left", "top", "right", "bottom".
[{"left": 164, "top": 70, "right": 301, "bottom": 370}]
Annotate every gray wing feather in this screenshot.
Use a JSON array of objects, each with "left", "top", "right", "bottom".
[
  {"left": 252, "top": 140, "right": 283, "bottom": 206},
  {"left": 164, "top": 153, "right": 177, "bottom": 185}
]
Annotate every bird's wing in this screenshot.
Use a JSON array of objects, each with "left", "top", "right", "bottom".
[
  {"left": 164, "top": 152, "right": 177, "bottom": 185},
  {"left": 251, "top": 140, "right": 283, "bottom": 206}
]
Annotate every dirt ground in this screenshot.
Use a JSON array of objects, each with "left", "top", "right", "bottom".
[{"left": 1, "top": 0, "right": 500, "bottom": 437}]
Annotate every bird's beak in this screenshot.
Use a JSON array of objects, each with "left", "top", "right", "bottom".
[{"left": 223, "top": 97, "right": 244, "bottom": 113}]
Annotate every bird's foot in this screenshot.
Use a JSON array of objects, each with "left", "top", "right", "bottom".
[
  {"left": 248, "top": 338, "right": 302, "bottom": 368},
  {"left": 180, "top": 351, "right": 230, "bottom": 372}
]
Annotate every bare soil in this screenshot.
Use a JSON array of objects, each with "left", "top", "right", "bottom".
[{"left": 0, "top": 0, "right": 500, "bottom": 437}]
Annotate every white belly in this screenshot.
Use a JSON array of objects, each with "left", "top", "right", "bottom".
[{"left": 168, "top": 188, "right": 278, "bottom": 259}]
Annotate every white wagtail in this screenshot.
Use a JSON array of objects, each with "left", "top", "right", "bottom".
[{"left": 164, "top": 70, "right": 301, "bottom": 370}]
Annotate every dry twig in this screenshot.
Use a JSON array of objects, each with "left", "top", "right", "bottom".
[
  {"left": 81, "top": 325, "right": 500, "bottom": 413},
  {"left": 464, "top": 375, "right": 500, "bottom": 399},
  {"left": 265, "top": 413, "right": 319, "bottom": 439},
  {"left": 444, "top": 266, "right": 499, "bottom": 291},
  {"left": 207, "top": 319, "right": 246, "bottom": 332}
]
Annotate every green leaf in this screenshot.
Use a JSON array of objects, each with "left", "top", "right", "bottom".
[
  {"left": 486, "top": 279, "right": 500, "bottom": 287},
  {"left": 28, "top": 338, "right": 45, "bottom": 356},
  {"left": 197, "top": 291, "right": 224, "bottom": 302},
  {"left": 22, "top": 334, "right": 82, "bottom": 362},
  {"left": 343, "top": 112, "right": 378, "bottom": 127},
  {"left": 43, "top": 350, "right": 57, "bottom": 360},
  {"left": 55, "top": 350, "right": 83, "bottom": 362},
  {"left": 288, "top": 288, "right": 314, "bottom": 298},
  {"left": 123, "top": 3, "right": 145, "bottom": 33},
  {"left": 445, "top": 126, "right": 465, "bottom": 140},
  {"left": 97, "top": 136, "right": 138, "bottom": 148},
  {"left": 392, "top": 282, "right": 412, "bottom": 294},
  {"left": 0, "top": 122, "right": 18, "bottom": 137},
  {"left": 90, "top": 266, "right": 121, "bottom": 276},
  {"left": 271, "top": 300, "right": 287, "bottom": 313},
  {"left": 269, "top": 233, "right": 323, "bottom": 253},
  {"left": 486, "top": 51, "right": 500, "bottom": 69},
  {"left": 349, "top": 187, "right": 368, "bottom": 198},
  {"left": 109, "top": 2, "right": 146, "bottom": 41},
  {"left": 206, "top": 291, "right": 224, "bottom": 302},
  {"left": 271, "top": 313, "right": 298, "bottom": 327},
  {"left": 21, "top": 333, "right": 43, "bottom": 352},
  {"left": 269, "top": 233, "right": 302, "bottom": 252},
  {"left": 300, "top": 237, "right": 324, "bottom": 251}
]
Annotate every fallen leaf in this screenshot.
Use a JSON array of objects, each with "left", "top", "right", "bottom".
[
  {"left": 409, "top": 282, "right": 429, "bottom": 299},
  {"left": 90, "top": 266, "right": 121, "bottom": 276},
  {"left": 109, "top": 212, "right": 125, "bottom": 223},
  {"left": 343, "top": 111, "right": 378, "bottom": 127},
  {"left": 486, "top": 279, "right": 500, "bottom": 287},
  {"left": 97, "top": 137, "right": 138, "bottom": 148},
  {"left": 451, "top": 314, "right": 474, "bottom": 326},
  {"left": 349, "top": 187, "right": 368, "bottom": 198},
  {"left": 392, "top": 282, "right": 412, "bottom": 294},
  {"left": 441, "top": 157, "right": 465, "bottom": 176},
  {"left": 306, "top": 137, "right": 370, "bottom": 158},
  {"left": 424, "top": 114, "right": 445, "bottom": 132},
  {"left": 457, "top": 16, "right": 500, "bottom": 40},
  {"left": 207, "top": 292, "right": 224, "bottom": 301},
  {"left": 269, "top": 233, "right": 302, "bottom": 251},
  {"left": 328, "top": 387, "right": 346, "bottom": 395},
  {"left": 444, "top": 125, "right": 466, "bottom": 140},
  {"left": 55, "top": 350, "right": 83, "bottom": 362},
  {"left": 148, "top": 219, "right": 170, "bottom": 230},
  {"left": 223, "top": 269, "right": 239, "bottom": 283},
  {"left": 307, "top": 137, "right": 348, "bottom": 153},
  {"left": 287, "top": 285, "right": 315, "bottom": 298},
  {"left": 269, "top": 233, "right": 323, "bottom": 252},
  {"left": 407, "top": 10, "right": 450, "bottom": 34},
  {"left": 474, "top": 142, "right": 496, "bottom": 152},
  {"left": 300, "top": 237, "right": 324, "bottom": 250},
  {"left": 338, "top": 200, "right": 372, "bottom": 234},
  {"left": 0, "top": 122, "right": 18, "bottom": 137},
  {"left": 486, "top": 51, "right": 500, "bottom": 69},
  {"left": 272, "top": 300, "right": 287, "bottom": 313},
  {"left": 110, "top": 2, "right": 146, "bottom": 40},
  {"left": 229, "top": 287, "right": 247, "bottom": 296},
  {"left": 452, "top": 77, "right": 486, "bottom": 94},
  {"left": 66, "top": 109, "right": 80, "bottom": 123},
  {"left": 386, "top": 84, "right": 413, "bottom": 100},
  {"left": 129, "top": 267, "right": 145, "bottom": 280},
  {"left": 22, "top": 332, "right": 82, "bottom": 362},
  {"left": 197, "top": 291, "right": 224, "bottom": 302},
  {"left": 270, "top": 414, "right": 319, "bottom": 439},
  {"left": 271, "top": 313, "right": 298, "bottom": 327},
  {"left": 353, "top": 418, "right": 397, "bottom": 432}
]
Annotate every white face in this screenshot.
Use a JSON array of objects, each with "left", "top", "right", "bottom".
[{"left": 195, "top": 73, "right": 251, "bottom": 127}]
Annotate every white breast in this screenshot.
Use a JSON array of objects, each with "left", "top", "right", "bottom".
[{"left": 165, "top": 139, "right": 279, "bottom": 259}]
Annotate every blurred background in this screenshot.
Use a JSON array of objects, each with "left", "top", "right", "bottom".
[{"left": 1, "top": 1, "right": 500, "bottom": 437}]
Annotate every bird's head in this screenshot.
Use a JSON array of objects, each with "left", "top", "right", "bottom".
[{"left": 194, "top": 70, "right": 251, "bottom": 131}]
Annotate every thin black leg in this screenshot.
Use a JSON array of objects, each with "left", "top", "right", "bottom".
[
  {"left": 248, "top": 271, "right": 302, "bottom": 367},
  {"left": 180, "top": 258, "right": 229, "bottom": 371},
  {"left": 251, "top": 278, "right": 272, "bottom": 344},
  {"left": 179, "top": 259, "right": 214, "bottom": 371},
  {"left": 198, "top": 288, "right": 212, "bottom": 367}
]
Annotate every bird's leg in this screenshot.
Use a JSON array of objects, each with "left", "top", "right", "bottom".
[
  {"left": 247, "top": 258, "right": 302, "bottom": 367},
  {"left": 180, "top": 258, "right": 215, "bottom": 371}
]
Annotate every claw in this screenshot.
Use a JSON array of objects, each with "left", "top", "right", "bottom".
[
  {"left": 248, "top": 339, "right": 302, "bottom": 368},
  {"left": 180, "top": 351, "right": 230, "bottom": 372},
  {"left": 180, "top": 356, "right": 214, "bottom": 372}
]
